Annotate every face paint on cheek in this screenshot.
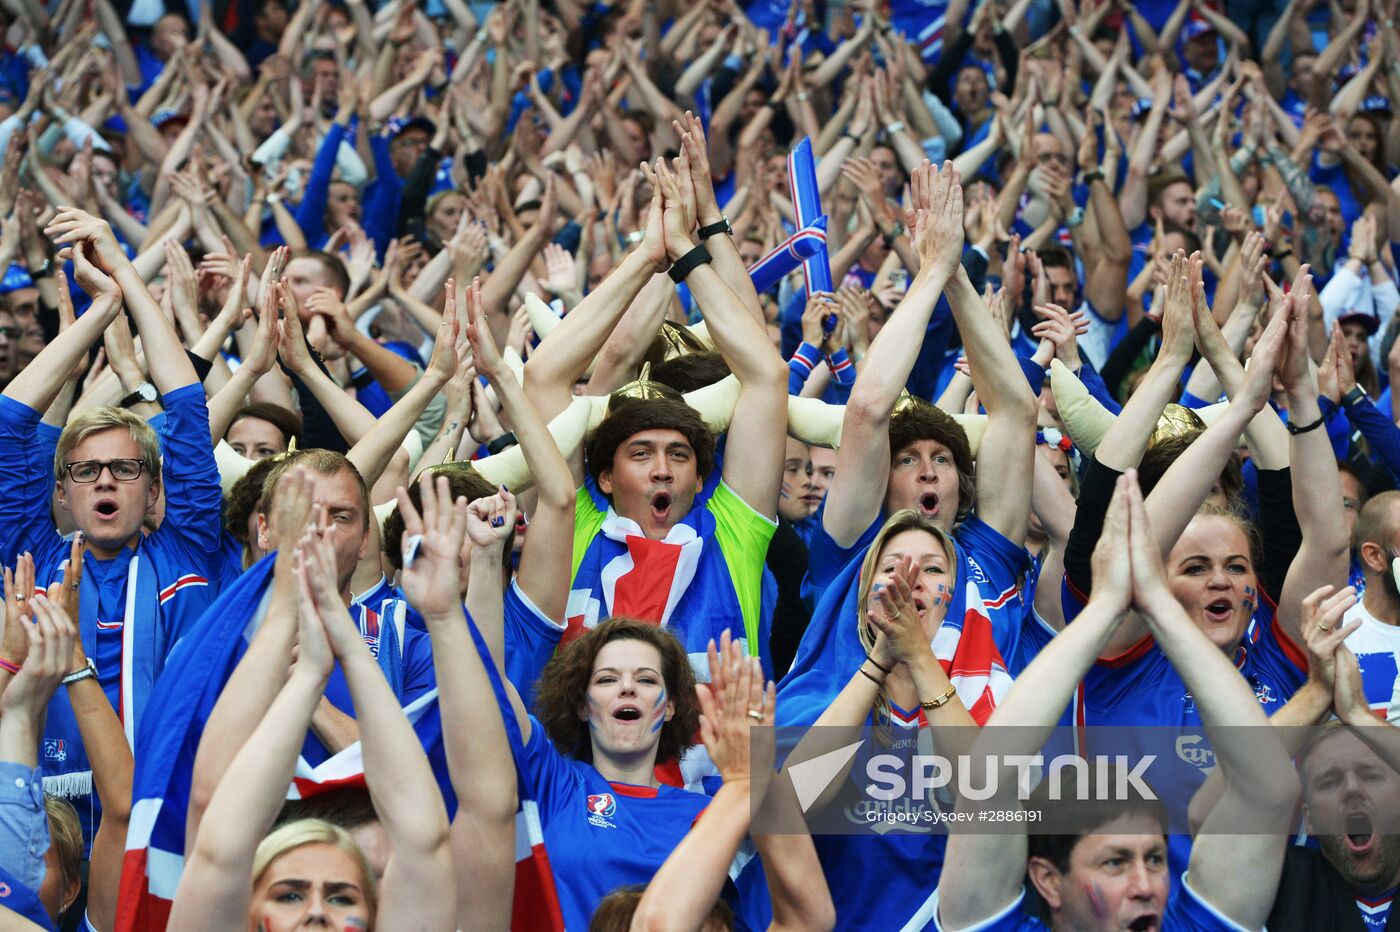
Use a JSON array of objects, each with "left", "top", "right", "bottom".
[
  {"left": 1242, "top": 583, "right": 1256, "bottom": 614},
  {"left": 344, "top": 921, "right": 369, "bottom": 931},
  {"left": 1085, "top": 881, "right": 1108, "bottom": 921},
  {"left": 586, "top": 695, "right": 602, "bottom": 732},
  {"left": 650, "top": 688, "right": 667, "bottom": 733},
  {"left": 930, "top": 582, "right": 948, "bottom": 609}
]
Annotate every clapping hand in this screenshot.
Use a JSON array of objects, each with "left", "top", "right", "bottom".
[{"left": 700, "top": 630, "right": 776, "bottom": 787}]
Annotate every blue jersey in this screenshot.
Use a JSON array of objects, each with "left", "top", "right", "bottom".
[
  {"left": 1063, "top": 582, "right": 1307, "bottom": 878},
  {"left": 519, "top": 715, "right": 709, "bottom": 930},
  {"left": 0, "top": 387, "right": 223, "bottom": 844},
  {"left": 1357, "top": 891, "right": 1395, "bottom": 931},
  {"left": 304, "top": 601, "right": 437, "bottom": 765},
  {"left": 502, "top": 579, "right": 567, "bottom": 706},
  {"left": 930, "top": 873, "right": 1255, "bottom": 931},
  {"left": 888, "top": 0, "right": 950, "bottom": 61}
]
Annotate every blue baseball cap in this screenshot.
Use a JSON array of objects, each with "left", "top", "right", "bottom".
[
  {"left": 0, "top": 264, "right": 33, "bottom": 295},
  {"left": 1181, "top": 18, "right": 1217, "bottom": 42}
]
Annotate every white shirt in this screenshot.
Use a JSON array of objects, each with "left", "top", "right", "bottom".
[{"left": 1341, "top": 599, "right": 1400, "bottom": 716}]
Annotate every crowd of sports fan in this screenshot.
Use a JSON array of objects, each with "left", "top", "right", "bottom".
[{"left": 3, "top": 0, "right": 1400, "bottom": 928}]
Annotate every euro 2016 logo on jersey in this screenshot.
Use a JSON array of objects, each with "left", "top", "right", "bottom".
[
  {"left": 586, "top": 792, "right": 618, "bottom": 828},
  {"left": 43, "top": 739, "right": 66, "bottom": 763}
]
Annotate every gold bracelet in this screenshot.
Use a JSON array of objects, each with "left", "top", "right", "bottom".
[{"left": 919, "top": 685, "right": 958, "bottom": 711}]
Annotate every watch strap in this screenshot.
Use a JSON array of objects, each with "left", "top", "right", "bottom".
[
  {"left": 62, "top": 659, "right": 97, "bottom": 686},
  {"left": 1342, "top": 386, "right": 1368, "bottom": 408},
  {"left": 697, "top": 217, "right": 732, "bottom": 239},
  {"left": 668, "top": 244, "right": 714, "bottom": 283},
  {"left": 486, "top": 431, "right": 518, "bottom": 455}
]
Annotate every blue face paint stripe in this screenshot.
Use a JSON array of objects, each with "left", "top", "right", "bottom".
[{"left": 650, "top": 688, "right": 667, "bottom": 732}]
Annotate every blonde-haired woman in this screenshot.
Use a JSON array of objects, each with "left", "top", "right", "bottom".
[{"left": 775, "top": 508, "right": 996, "bottom": 931}]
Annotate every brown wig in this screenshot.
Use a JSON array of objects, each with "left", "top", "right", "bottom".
[
  {"left": 382, "top": 462, "right": 512, "bottom": 571},
  {"left": 650, "top": 351, "right": 731, "bottom": 393},
  {"left": 585, "top": 397, "right": 716, "bottom": 492},
  {"left": 532, "top": 617, "right": 701, "bottom": 766},
  {"left": 590, "top": 885, "right": 733, "bottom": 931},
  {"left": 888, "top": 399, "right": 976, "bottom": 522}
]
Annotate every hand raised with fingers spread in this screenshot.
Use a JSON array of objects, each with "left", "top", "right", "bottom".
[
  {"left": 0, "top": 594, "right": 76, "bottom": 718},
  {"left": 463, "top": 276, "right": 506, "bottom": 382},
  {"left": 50, "top": 535, "right": 86, "bottom": 638},
  {"left": 44, "top": 208, "right": 127, "bottom": 273},
  {"left": 697, "top": 636, "right": 774, "bottom": 786},
  {"left": 2, "top": 553, "right": 36, "bottom": 669},
  {"left": 396, "top": 473, "right": 470, "bottom": 620},
  {"left": 1158, "top": 252, "right": 1196, "bottom": 364}
]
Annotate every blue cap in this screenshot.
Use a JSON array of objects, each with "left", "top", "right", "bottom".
[
  {"left": 387, "top": 115, "right": 436, "bottom": 139},
  {"left": 1181, "top": 18, "right": 1217, "bottom": 42},
  {"left": 0, "top": 264, "right": 33, "bottom": 295},
  {"left": 1360, "top": 95, "right": 1393, "bottom": 116},
  {"left": 1131, "top": 97, "right": 1155, "bottom": 120},
  {"left": 151, "top": 108, "right": 189, "bottom": 130}
]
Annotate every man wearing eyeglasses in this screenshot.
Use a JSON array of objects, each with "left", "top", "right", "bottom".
[{"left": 0, "top": 210, "right": 223, "bottom": 847}]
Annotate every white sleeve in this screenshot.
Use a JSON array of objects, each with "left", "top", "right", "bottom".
[
  {"left": 335, "top": 138, "right": 368, "bottom": 187},
  {"left": 923, "top": 91, "right": 963, "bottom": 151},
  {"left": 251, "top": 126, "right": 292, "bottom": 168},
  {"left": 1319, "top": 265, "right": 1364, "bottom": 329}
]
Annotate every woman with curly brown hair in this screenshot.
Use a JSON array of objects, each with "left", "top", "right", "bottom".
[{"left": 464, "top": 484, "right": 714, "bottom": 931}]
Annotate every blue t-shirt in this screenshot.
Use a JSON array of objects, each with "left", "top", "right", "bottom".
[
  {"left": 519, "top": 715, "right": 710, "bottom": 930},
  {"left": 930, "top": 872, "right": 1253, "bottom": 931},
  {"left": 1061, "top": 583, "right": 1307, "bottom": 878},
  {"left": 302, "top": 603, "right": 437, "bottom": 765}
]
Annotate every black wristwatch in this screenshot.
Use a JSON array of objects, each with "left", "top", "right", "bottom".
[
  {"left": 697, "top": 217, "right": 733, "bottom": 240},
  {"left": 881, "top": 222, "right": 905, "bottom": 247},
  {"left": 1342, "top": 386, "right": 1368, "bottom": 408},
  {"left": 486, "top": 431, "right": 518, "bottom": 455},
  {"left": 120, "top": 382, "right": 158, "bottom": 409},
  {"left": 31, "top": 258, "right": 53, "bottom": 279},
  {"left": 668, "top": 244, "right": 713, "bottom": 283}
]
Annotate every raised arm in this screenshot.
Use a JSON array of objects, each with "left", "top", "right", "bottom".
[
  {"left": 944, "top": 264, "right": 1038, "bottom": 546},
  {"left": 45, "top": 209, "right": 200, "bottom": 393},
  {"left": 3, "top": 246, "right": 120, "bottom": 412},
  {"left": 821, "top": 162, "right": 961, "bottom": 547},
  {"left": 939, "top": 478, "right": 1133, "bottom": 930},
  {"left": 1274, "top": 271, "right": 1351, "bottom": 644},
  {"left": 631, "top": 640, "right": 795, "bottom": 932},
  {"left": 396, "top": 474, "right": 515, "bottom": 932},
  {"left": 521, "top": 185, "right": 668, "bottom": 423},
  {"left": 186, "top": 469, "right": 311, "bottom": 840},
  {"left": 300, "top": 528, "right": 455, "bottom": 931},
  {"left": 1129, "top": 482, "right": 1297, "bottom": 931},
  {"left": 170, "top": 566, "right": 331, "bottom": 932},
  {"left": 465, "top": 276, "right": 575, "bottom": 623},
  {"left": 650, "top": 156, "right": 788, "bottom": 517}
]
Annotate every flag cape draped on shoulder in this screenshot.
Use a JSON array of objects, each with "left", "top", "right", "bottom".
[
  {"left": 116, "top": 554, "right": 276, "bottom": 932},
  {"left": 0, "top": 864, "right": 55, "bottom": 930},
  {"left": 777, "top": 534, "right": 1011, "bottom": 730},
  {"left": 115, "top": 556, "right": 456, "bottom": 932}
]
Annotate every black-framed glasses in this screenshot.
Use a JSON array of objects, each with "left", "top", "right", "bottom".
[
  {"left": 63, "top": 459, "right": 146, "bottom": 483},
  {"left": 0, "top": 327, "right": 19, "bottom": 339}
]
